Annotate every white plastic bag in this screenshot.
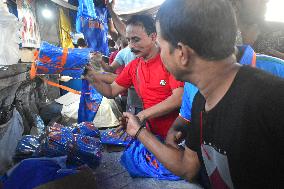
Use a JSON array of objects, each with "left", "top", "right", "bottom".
[
  {"left": 93, "top": 97, "right": 122, "bottom": 128},
  {"left": 0, "top": 1, "right": 21, "bottom": 65},
  {"left": 0, "top": 109, "right": 24, "bottom": 174}
]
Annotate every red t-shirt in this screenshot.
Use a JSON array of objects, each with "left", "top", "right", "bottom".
[
  {"left": 115, "top": 54, "right": 184, "bottom": 138},
  {"left": 109, "top": 50, "right": 119, "bottom": 64}
]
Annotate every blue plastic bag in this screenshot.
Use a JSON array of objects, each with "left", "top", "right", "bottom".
[
  {"left": 36, "top": 42, "right": 91, "bottom": 79},
  {"left": 2, "top": 156, "right": 77, "bottom": 189},
  {"left": 78, "top": 80, "right": 103, "bottom": 123},
  {"left": 77, "top": 0, "right": 97, "bottom": 19},
  {"left": 76, "top": 0, "right": 110, "bottom": 55},
  {"left": 121, "top": 140, "right": 181, "bottom": 181}
]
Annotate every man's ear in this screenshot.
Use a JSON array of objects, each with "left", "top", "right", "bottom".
[
  {"left": 150, "top": 33, "right": 157, "bottom": 42},
  {"left": 177, "top": 42, "right": 194, "bottom": 67}
]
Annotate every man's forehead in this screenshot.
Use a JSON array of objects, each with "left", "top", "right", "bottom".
[{"left": 126, "top": 24, "right": 147, "bottom": 35}]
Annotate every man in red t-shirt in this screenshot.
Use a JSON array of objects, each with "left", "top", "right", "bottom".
[{"left": 85, "top": 15, "right": 184, "bottom": 138}]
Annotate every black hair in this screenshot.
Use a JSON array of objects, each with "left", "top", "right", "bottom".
[
  {"left": 126, "top": 14, "right": 156, "bottom": 35},
  {"left": 94, "top": 0, "right": 106, "bottom": 7},
  {"left": 156, "top": 0, "right": 237, "bottom": 60},
  {"left": 77, "top": 38, "right": 87, "bottom": 47},
  {"left": 108, "top": 39, "right": 115, "bottom": 48}
]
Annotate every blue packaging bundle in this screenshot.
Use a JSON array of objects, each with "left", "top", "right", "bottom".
[
  {"left": 14, "top": 135, "right": 41, "bottom": 162},
  {"left": 33, "top": 114, "right": 46, "bottom": 136},
  {"left": 78, "top": 80, "right": 103, "bottom": 123},
  {"left": 40, "top": 122, "right": 102, "bottom": 169},
  {"left": 121, "top": 140, "right": 181, "bottom": 181},
  {"left": 36, "top": 42, "right": 92, "bottom": 79},
  {"left": 72, "top": 122, "right": 100, "bottom": 138},
  {"left": 100, "top": 129, "right": 133, "bottom": 146},
  {"left": 71, "top": 134, "right": 102, "bottom": 169},
  {"left": 41, "top": 127, "right": 74, "bottom": 157}
]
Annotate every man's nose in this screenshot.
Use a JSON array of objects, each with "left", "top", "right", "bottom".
[{"left": 128, "top": 41, "right": 136, "bottom": 49}]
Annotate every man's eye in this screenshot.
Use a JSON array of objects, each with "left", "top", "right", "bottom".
[{"left": 133, "top": 38, "right": 140, "bottom": 43}]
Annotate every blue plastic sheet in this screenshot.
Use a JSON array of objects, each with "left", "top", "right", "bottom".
[
  {"left": 78, "top": 80, "right": 103, "bottom": 123},
  {"left": 100, "top": 129, "right": 133, "bottom": 146},
  {"left": 121, "top": 140, "right": 181, "bottom": 181},
  {"left": 2, "top": 156, "right": 77, "bottom": 189},
  {"left": 36, "top": 42, "right": 91, "bottom": 79}
]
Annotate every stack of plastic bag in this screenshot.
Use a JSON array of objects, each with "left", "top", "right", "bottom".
[
  {"left": 41, "top": 122, "right": 102, "bottom": 169},
  {"left": 36, "top": 42, "right": 92, "bottom": 79},
  {"left": 0, "top": 1, "right": 21, "bottom": 65},
  {"left": 100, "top": 129, "right": 133, "bottom": 146},
  {"left": 14, "top": 135, "right": 41, "bottom": 163},
  {"left": 14, "top": 122, "right": 102, "bottom": 169}
]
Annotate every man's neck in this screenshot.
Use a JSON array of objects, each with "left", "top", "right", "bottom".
[
  {"left": 143, "top": 44, "right": 160, "bottom": 61},
  {"left": 190, "top": 55, "right": 241, "bottom": 111}
]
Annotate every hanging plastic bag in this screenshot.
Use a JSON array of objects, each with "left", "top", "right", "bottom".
[
  {"left": 76, "top": 0, "right": 97, "bottom": 33},
  {"left": 121, "top": 140, "right": 181, "bottom": 181},
  {"left": 76, "top": 0, "right": 110, "bottom": 55},
  {"left": 77, "top": 0, "right": 97, "bottom": 19},
  {"left": 78, "top": 80, "right": 103, "bottom": 123},
  {"left": 0, "top": 2, "right": 21, "bottom": 65},
  {"left": 35, "top": 42, "right": 92, "bottom": 79},
  {"left": 0, "top": 109, "right": 24, "bottom": 174}
]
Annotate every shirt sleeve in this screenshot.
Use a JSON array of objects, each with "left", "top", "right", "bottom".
[
  {"left": 168, "top": 74, "right": 184, "bottom": 90},
  {"left": 115, "top": 61, "right": 134, "bottom": 89},
  {"left": 180, "top": 83, "right": 199, "bottom": 121},
  {"left": 185, "top": 92, "right": 203, "bottom": 152},
  {"left": 114, "top": 49, "right": 125, "bottom": 66}
]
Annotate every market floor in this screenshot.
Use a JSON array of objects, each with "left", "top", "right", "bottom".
[{"left": 94, "top": 151, "right": 203, "bottom": 189}]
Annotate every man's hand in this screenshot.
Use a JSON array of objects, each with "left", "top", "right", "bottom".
[
  {"left": 165, "top": 128, "right": 184, "bottom": 149},
  {"left": 136, "top": 111, "right": 146, "bottom": 123},
  {"left": 106, "top": 0, "right": 116, "bottom": 10},
  {"left": 165, "top": 117, "right": 188, "bottom": 148},
  {"left": 83, "top": 64, "right": 100, "bottom": 84},
  {"left": 120, "top": 112, "right": 142, "bottom": 137}
]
